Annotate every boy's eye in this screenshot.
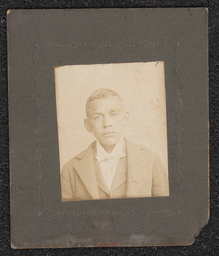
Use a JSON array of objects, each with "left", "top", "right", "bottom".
[{"left": 93, "top": 115, "right": 102, "bottom": 120}]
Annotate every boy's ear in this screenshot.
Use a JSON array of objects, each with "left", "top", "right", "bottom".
[
  {"left": 124, "top": 112, "right": 129, "bottom": 127},
  {"left": 84, "top": 118, "right": 92, "bottom": 133}
]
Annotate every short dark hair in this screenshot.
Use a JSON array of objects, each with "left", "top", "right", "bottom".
[{"left": 86, "top": 88, "right": 123, "bottom": 117}]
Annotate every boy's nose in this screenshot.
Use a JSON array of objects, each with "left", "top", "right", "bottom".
[{"left": 103, "top": 116, "right": 112, "bottom": 128}]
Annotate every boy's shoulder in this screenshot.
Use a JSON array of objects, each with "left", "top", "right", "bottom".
[
  {"left": 62, "top": 141, "right": 96, "bottom": 170},
  {"left": 124, "top": 138, "right": 158, "bottom": 158}
]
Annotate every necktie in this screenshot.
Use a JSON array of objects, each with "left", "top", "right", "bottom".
[{"left": 96, "top": 152, "right": 126, "bottom": 162}]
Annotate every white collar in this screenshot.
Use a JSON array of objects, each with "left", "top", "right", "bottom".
[{"left": 96, "top": 137, "right": 125, "bottom": 161}]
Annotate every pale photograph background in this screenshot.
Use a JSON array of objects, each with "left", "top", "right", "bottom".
[{"left": 55, "top": 62, "right": 168, "bottom": 175}]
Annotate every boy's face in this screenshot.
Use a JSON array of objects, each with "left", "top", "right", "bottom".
[{"left": 85, "top": 96, "right": 128, "bottom": 146}]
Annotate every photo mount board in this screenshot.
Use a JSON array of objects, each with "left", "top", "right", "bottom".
[{"left": 8, "top": 8, "right": 209, "bottom": 248}]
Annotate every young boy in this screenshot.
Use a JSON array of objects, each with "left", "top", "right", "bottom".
[{"left": 61, "top": 88, "right": 169, "bottom": 201}]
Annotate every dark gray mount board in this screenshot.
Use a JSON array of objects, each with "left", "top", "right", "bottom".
[{"left": 8, "top": 8, "right": 208, "bottom": 248}]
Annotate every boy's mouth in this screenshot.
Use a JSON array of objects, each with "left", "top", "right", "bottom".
[{"left": 103, "top": 132, "right": 115, "bottom": 136}]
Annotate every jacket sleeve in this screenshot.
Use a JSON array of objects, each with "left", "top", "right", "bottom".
[
  {"left": 152, "top": 154, "right": 169, "bottom": 197},
  {"left": 61, "top": 163, "right": 75, "bottom": 201}
]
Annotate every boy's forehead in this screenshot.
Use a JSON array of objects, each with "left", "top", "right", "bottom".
[{"left": 87, "top": 96, "right": 124, "bottom": 113}]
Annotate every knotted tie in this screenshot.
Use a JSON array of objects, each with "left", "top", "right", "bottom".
[{"left": 96, "top": 152, "right": 126, "bottom": 162}]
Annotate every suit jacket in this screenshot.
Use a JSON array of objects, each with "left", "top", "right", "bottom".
[{"left": 61, "top": 138, "right": 169, "bottom": 201}]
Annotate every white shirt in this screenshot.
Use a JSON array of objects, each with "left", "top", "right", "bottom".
[{"left": 95, "top": 137, "right": 126, "bottom": 191}]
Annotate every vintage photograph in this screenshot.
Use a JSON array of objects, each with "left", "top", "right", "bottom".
[{"left": 55, "top": 62, "right": 169, "bottom": 201}]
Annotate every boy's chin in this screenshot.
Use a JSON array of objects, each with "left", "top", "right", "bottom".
[{"left": 99, "top": 138, "right": 119, "bottom": 146}]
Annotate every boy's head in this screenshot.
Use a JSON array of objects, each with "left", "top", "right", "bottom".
[{"left": 84, "top": 88, "right": 129, "bottom": 148}]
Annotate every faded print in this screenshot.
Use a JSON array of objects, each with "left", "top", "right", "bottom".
[{"left": 54, "top": 62, "right": 169, "bottom": 201}]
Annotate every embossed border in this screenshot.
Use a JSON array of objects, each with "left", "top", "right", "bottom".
[{"left": 32, "top": 40, "right": 184, "bottom": 218}]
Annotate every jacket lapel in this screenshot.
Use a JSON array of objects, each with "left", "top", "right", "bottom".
[
  {"left": 110, "top": 156, "right": 127, "bottom": 195},
  {"left": 74, "top": 142, "right": 100, "bottom": 200},
  {"left": 125, "top": 138, "right": 150, "bottom": 198},
  {"left": 94, "top": 160, "right": 110, "bottom": 195}
]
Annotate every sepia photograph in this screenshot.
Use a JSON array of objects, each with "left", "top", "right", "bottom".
[{"left": 55, "top": 62, "right": 169, "bottom": 201}]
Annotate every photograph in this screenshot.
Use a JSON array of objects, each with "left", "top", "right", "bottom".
[{"left": 55, "top": 62, "right": 169, "bottom": 201}]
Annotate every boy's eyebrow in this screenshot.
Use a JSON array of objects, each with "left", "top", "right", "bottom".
[
  {"left": 110, "top": 108, "right": 121, "bottom": 113},
  {"left": 90, "top": 112, "right": 103, "bottom": 116},
  {"left": 88, "top": 108, "right": 123, "bottom": 117}
]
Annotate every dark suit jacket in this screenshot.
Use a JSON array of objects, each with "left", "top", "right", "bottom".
[{"left": 61, "top": 138, "right": 169, "bottom": 201}]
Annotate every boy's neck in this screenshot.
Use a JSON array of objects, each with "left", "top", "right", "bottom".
[{"left": 100, "top": 143, "right": 116, "bottom": 153}]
